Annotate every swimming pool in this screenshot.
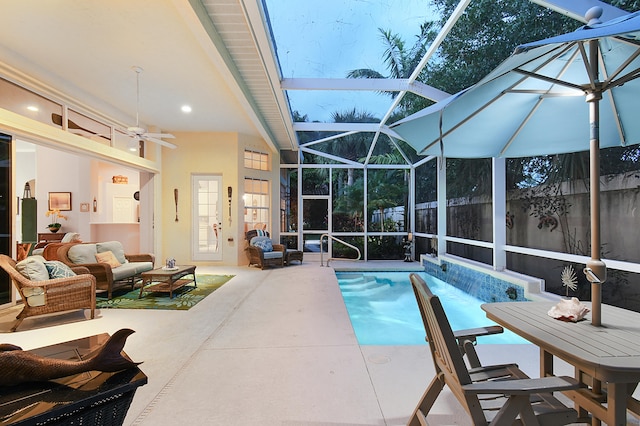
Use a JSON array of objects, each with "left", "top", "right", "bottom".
[{"left": 336, "top": 271, "right": 528, "bottom": 345}]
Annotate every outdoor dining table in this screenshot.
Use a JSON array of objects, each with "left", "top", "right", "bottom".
[{"left": 482, "top": 301, "right": 640, "bottom": 426}]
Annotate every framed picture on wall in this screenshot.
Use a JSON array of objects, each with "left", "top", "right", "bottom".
[{"left": 48, "top": 192, "right": 72, "bottom": 211}]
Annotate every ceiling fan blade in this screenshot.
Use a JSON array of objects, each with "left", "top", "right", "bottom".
[
  {"left": 143, "top": 135, "right": 177, "bottom": 149},
  {"left": 144, "top": 132, "right": 175, "bottom": 139}
]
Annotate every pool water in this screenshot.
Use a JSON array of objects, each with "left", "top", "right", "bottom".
[{"left": 336, "top": 271, "right": 528, "bottom": 345}]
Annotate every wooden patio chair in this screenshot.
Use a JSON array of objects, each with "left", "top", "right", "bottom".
[
  {"left": 0, "top": 254, "right": 96, "bottom": 332},
  {"left": 408, "top": 273, "right": 579, "bottom": 426}
]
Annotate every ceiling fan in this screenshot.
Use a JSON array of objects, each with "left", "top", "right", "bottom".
[{"left": 125, "top": 66, "right": 176, "bottom": 149}]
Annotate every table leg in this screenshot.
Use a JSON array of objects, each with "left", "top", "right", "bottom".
[
  {"left": 138, "top": 278, "right": 149, "bottom": 299},
  {"left": 606, "top": 383, "right": 627, "bottom": 426},
  {"left": 540, "top": 348, "right": 553, "bottom": 377}
]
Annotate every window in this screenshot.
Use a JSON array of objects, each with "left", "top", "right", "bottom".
[
  {"left": 244, "top": 150, "right": 269, "bottom": 171},
  {"left": 244, "top": 178, "right": 270, "bottom": 231}
]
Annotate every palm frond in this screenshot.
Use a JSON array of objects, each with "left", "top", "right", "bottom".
[{"left": 561, "top": 265, "right": 578, "bottom": 292}]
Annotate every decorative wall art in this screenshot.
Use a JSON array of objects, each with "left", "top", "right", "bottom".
[{"left": 48, "top": 192, "right": 72, "bottom": 211}]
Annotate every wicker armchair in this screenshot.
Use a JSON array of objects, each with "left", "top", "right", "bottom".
[
  {"left": 0, "top": 254, "right": 96, "bottom": 332},
  {"left": 245, "top": 230, "right": 285, "bottom": 269}
]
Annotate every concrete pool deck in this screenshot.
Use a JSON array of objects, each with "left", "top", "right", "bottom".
[{"left": 1, "top": 260, "right": 637, "bottom": 425}]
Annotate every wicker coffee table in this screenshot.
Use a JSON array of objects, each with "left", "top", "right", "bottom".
[{"left": 138, "top": 265, "right": 197, "bottom": 299}]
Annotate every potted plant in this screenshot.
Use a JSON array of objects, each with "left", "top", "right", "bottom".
[{"left": 45, "top": 208, "right": 67, "bottom": 233}]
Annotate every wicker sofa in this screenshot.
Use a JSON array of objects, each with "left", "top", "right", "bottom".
[
  {"left": 57, "top": 241, "right": 154, "bottom": 299},
  {"left": 245, "top": 230, "right": 285, "bottom": 269},
  {"left": 0, "top": 254, "right": 96, "bottom": 331}
]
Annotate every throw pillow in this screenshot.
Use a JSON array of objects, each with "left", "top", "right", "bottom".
[
  {"left": 15, "top": 256, "right": 49, "bottom": 281},
  {"left": 96, "top": 241, "right": 127, "bottom": 264},
  {"left": 68, "top": 244, "right": 98, "bottom": 264},
  {"left": 44, "top": 261, "right": 77, "bottom": 279},
  {"left": 61, "top": 232, "right": 81, "bottom": 243},
  {"left": 251, "top": 236, "right": 273, "bottom": 252},
  {"left": 95, "top": 250, "right": 122, "bottom": 268}
]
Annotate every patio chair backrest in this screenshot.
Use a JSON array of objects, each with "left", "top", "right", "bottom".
[
  {"left": 245, "top": 229, "right": 270, "bottom": 241},
  {"left": 409, "top": 273, "right": 485, "bottom": 421},
  {"left": 410, "top": 273, "right": 474, "bottom": 384}
]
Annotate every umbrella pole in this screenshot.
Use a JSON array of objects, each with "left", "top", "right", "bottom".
[{"left": 585, "top": 39, "right": 606, "bottom": 327}]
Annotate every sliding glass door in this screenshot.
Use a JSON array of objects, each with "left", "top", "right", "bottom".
[{"left": 0, "top": 133, "right": 12, "bottom": 305}]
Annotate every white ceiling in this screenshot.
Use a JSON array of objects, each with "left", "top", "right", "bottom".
[{"left": 0, "top": 0, "right": 295, "bottom": 151}]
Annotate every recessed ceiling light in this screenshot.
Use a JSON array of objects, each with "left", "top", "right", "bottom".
[
  {"left": 181, "top": 105, "right": 192, "bottom": 113},
  {"left": 27, "top": 105, "right": 39, "bottom": 112}
]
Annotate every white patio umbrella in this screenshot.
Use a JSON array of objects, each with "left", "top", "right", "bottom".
[{"left": 392, "top": 7, "right": 640, "bottom": 326}]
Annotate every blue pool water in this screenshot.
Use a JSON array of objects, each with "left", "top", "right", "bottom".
[{"left": 336, "top": 271, "right": 528, "bottom": 345}]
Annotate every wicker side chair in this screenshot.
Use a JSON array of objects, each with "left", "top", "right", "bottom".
[
  {"left": 0, "top": 254, "right": 96, "bottom": 332},
  {"left": 245, "top": 230, "right": 285, "bottom": 269}
]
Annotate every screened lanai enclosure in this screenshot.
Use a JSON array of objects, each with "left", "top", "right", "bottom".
[{"left": 269, "top": 0, "right": 640, "bottom": 313}]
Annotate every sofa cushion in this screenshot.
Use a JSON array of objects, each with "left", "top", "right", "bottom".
[
  {"left": 68, "top": 244, "right": 98, "bottom": 264},
  {"left": 97, "top": 241, "right": 127, "bottom": 264},
  {"left": 22, "top": 286, "right": 46, "bottom": 307},
  {"left": 15, "top": 256, "right": 49, "bottom": 281},
  {"left": 95, "top": 250, "right": 122, "bottom": 268},
  {"left": 263, "top": 251, "right": 283, "bottom": 259},
  {"left": 111, "top": 262, "right": 153, "bottom": 281},
  {"left": 251, "top": 236, "right": 273, "bottom": 252},
  {"left": 44, "top": 260, "right": 76, "bottom": 279},
  {"left": 132, "top": 262, "right": 154, "bottom": 274}
]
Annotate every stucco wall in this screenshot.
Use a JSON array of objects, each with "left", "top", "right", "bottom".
[{"left": 160, "top": 131, "right": 278, "bottom": 266}]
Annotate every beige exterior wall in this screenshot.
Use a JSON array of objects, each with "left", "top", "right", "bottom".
[{"left": 160, "top": 131, "right": 278, "bottom": 266}]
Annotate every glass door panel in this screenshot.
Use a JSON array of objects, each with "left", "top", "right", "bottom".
[
  {"left": 191, "top": 175, "right": 222, "bottom": 261},
  {"left": 302, "top": 198, "right": 328, "bottom": 252}
]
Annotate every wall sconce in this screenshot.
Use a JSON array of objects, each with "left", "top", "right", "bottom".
[{"left": 227, "top": 186, "right": 232, "bottom": 226}]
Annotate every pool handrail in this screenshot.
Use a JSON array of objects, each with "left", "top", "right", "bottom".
[{"left": 320, "top": 234, "right": 361, "bottom": 267}]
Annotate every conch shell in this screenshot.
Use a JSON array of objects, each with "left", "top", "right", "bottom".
[{"left": 548, "top": 297, "right": 590, "bottom": 322}]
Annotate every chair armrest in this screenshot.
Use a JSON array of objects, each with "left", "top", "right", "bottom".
[
  {"left": 453, "top": 325, "right": 503, "bottom": 369},
  {"left": 23, "top": 274, "right": 97, "bottom": 292},
  {"left": 462, "top": 375, "right": 579, "bottom": 395},
  {"left": 60, "top": 262, "right": 113, "bottom": 285},
  {"left": 125, "top": 253, "right": 155, "bottom": 263},
  {"left": 70, "top": 266, "right": 91, "bottom": 275},
  {"left": 273, "top": 244, "right": 285, "bottom": 253},
  {"left": 453, "top": 325, "right": 503, "bottom": 341}
]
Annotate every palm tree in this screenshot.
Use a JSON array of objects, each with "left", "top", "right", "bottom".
[{"left": 347, "top": 24, "right": 438, "bottom": 116}]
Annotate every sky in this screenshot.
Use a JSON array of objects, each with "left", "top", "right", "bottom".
[{"left": 264, "top": 0, "right": 440, "bottom": 122}]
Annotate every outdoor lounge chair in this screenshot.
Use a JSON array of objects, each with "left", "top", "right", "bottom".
[
  {"left": 245, "top": 230, "right": 285, "bottom": 269},
  {"left": 408, "top": 273, "right": 579, "bottom": 426},
  {"left": 0, "top": 254, "right": 96, "bottom": 332}
]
